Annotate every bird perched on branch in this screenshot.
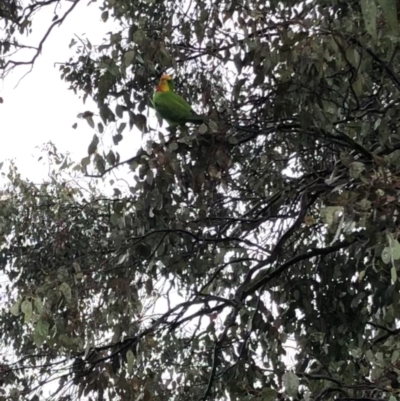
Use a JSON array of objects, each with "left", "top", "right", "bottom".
[{"left": 152, "top": 73, "right": 206, "bottom": 127}]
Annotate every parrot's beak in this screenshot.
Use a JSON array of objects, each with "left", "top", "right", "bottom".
[{"left": 161, "top": 73, "right": 172, "bottom": 80}]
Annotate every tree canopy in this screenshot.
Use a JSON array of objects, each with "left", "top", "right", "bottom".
[{"left": 1, "top": 0, "right": 400, "bottom": 400}]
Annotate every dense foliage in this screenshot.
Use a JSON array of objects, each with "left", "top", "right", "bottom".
[{"left": 2, "top": 0, "right": 400, "bottom": 400}]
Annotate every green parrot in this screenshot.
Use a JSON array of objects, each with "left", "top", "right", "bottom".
[{"left": 152, "top": 73, "right": 205, "bottom": 126}]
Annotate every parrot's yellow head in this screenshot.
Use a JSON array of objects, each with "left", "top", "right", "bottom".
[{"left": 156, "top": 73, "right": 172, "bottom": 92}]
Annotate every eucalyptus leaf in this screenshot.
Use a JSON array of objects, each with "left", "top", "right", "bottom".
[
  {"left": 126, "top": 349, "right": 135, "bottom": 374},
  {"left": 283, "top": 372, "right": 299, "bottom": 398},
  {"left": 21, "top": 299, "right": 33, "bottom": 322}
]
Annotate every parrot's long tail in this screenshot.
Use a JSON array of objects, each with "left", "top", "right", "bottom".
[{"left": 184, "top": 114, "right": 206, "bottom": 125}]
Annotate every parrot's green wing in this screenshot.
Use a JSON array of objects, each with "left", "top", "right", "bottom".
[{"left": 153, "top": 91, "right": 205, "bottom": 126}]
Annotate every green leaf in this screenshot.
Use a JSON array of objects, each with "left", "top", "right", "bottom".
[
  {"left": 86, "top": 116, "right": 95, "bottom": 129},
  {"left": 36, "top": 319, "right": 49, "bottom": 337},
  {"left": 124, "top": 50, "right": 135, "bottom": 67},
  {"left": 168, "top": 142, "right": 179, "bottom": 152},
  {"left": 117, "top": 123, "right": 126, "bottom": 135},
  {"left": 359, "top": 270, "right": 366, "bottom": 281},
  {"left": 381, "top": 247, "right": 392, "bottom": 264},
  {"left": 59, "top": 282, "right": 72, "bottom": 303},
  {"left": 21, "top": 299, "right": 33, "bottom": 322},
  {"left": 107, "top": 63, "right": 120, "bottom": 77},
  {"left": 320, "top": 206, "right": 343, "bottom": 227},
  {"left": 110, "top": 33, "right": 121, "bottom": 45},
  {"left": 209, "top": 120, "right": 219, "bottom": 132},
  {"left": 34, "top": 298, "right": 44, "bottom": 314},
  {"left": 95, "top": 154, "right": 106, "bottom": 174},
  {"left": 34, "top": 319, "right": 49, "bottom": 347},
  {"left": 194, "top": 22, "right": 205, "bottom": 45},
  {"left": 99, "top": 104, "right": 115, "bottom": 124},
  {"left": 283, "top": 372, "right": 299, "bottom": 398},
  {"left": 126, "top": 349, "right": 135, "bottom": 374},
  {"left": 234, "top": 54, "right": 242, "bottom": 73},
  {"left": 101, "top": 10, "right": 108, "bottom": 22},
  {"left": 132, "top": 30, "right": 145, "bottom": 44},
  {"left": 392, "top": 239, "right": 400, "bottom": 260},
  {"left": 391, "top": 266, "right": 398, "bottom": 284},
  {"left": 377, "top": 0, "right": 399, "bottom": 34},
  {"left": 10, "top": 300, "right": 20, "bottom": 316},
  {"left": 88, "top": 134, "right": 99, "bottom": 155},
  {"left": 198, "top": 124, "right": 208, "bottom": 134},
  {"left": 98, "top": 73, "right": 114, "bottom": 103},
  {"left": 349, "top": 161, "right": 365, "bottom": 179},
  {"left": 69, "top": 38, "right": 77, "bottom": 48},
  {"left": 145, "top": 278, "right": 153, "bottom": 295},
  {"left": 392, "top": 350, "right": 400, "bottom": 364},
  {"left": 112, "top": 134, "right": 123, "bottom": 147},
  {"left": 133, "top": 114, "right": 147, "bottom": 132},
  {"left": 116, "top": 104, "right": 124, "bottom": 118},
  {"left": 81, "top": 156, "right": 90, "bottom": 170},
  {"left": 106, "top": 150, "right": 116, "bottom": 165},
  {"left": 361, "top": 0, "right": 378, "bottom": 39},
  {"left": 9, "top": 389, "right": 20, "bottom": 400}
]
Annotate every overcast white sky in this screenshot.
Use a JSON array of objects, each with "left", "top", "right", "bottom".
[{"left": 0, "top": 0, "right": 141, "bottom": 183}]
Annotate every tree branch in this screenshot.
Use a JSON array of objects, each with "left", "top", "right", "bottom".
[{"left": 2, "top": 0, "right": 80, "bottom": 76}]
